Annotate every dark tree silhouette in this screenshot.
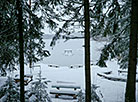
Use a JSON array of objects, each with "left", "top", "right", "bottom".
[
  {"left": 125, "top": 0, "right": 138, "bottom": 102},
  {"left": 84, "top": 0, "right": 91, "bottom": 102},
  {"left": 16, "top": 0, "right": 25, "bottom": 101}
]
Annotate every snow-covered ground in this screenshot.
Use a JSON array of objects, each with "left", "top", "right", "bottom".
[
  {"left": 37, "top": 39, "right": 138, "bottom": 102},
  {"left": 0, "top": 39, "right": 138, "bottom": 102}
]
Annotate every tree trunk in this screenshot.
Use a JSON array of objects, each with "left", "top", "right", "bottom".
[
  {"left": 29, "top": 0, "right": 32, "bottom": 69},
  {"left": 84, "top": 0, "right": 91, "bottom": 102},
  {"left": 16, "top": 0, "right": 25, "bottom": 101},
  {"left": 125, "top": 0, "right": 138, "bottom": 102}
]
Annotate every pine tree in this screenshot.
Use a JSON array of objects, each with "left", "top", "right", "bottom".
[
  {"left": 91, "top": 0, "right": 132, "bottom": 69},
  {"left": 27, "top": 71, "right": 52, "bottom": 102},
  {"left": 0, "top": 0, "right": 19, "bottom": 76},
  {"left": 77, "top": 84, "right": 102, "bottom": 102},
  {"left": 16, "top": 0, "right": 25, "bottom": 101},
  {"left": 48, "top": 0, "right": 137, "bottom": 70},
  {"left": 0, "top": 77, "right": 20, "bottom": 102},
  {"left": 49, "top": 0, "right": 84, "bottom": 47},
  {"left": 125, "top": 0, "right": 138, "bottom": 101},
  {"left": 0, "top": 0, "right": 59, "bottom": 76},
  {"left": 91, "top": 85, "right": 102, "bottom": 102},
  {"left": 77, "top": 90, "right": 85, "bottom": 102},
  {"left": 84, "top": 0, "right": 91, "bottom": 102}
]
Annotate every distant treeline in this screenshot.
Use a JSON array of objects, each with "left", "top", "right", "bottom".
[{"left": 43, "top": 34, "right": 84, "bottom": 39}]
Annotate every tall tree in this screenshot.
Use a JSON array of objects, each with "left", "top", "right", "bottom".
[
  {"left": 16, "top": 0, "right": 25, "bottom": 101},
  {"left": 0, "top": 0, "right": 19, "bottom": 76},
  {"left": 28, "top": 0, "right": 32, "bottom": 68},
  {"left": 0, "top": 0, "right": 54, "bottom": 76},
  {"left": 84, "top": 0, "right": 91, "bottom": 102},
  {"left": 48, "top": 0, "right": 137, "bottom": 71},
  {"left": 125, "top": 0, "right": 138, "bottom": 101},
  {"left": 91, "top": 0, "right": 132, "bottom": 69}
]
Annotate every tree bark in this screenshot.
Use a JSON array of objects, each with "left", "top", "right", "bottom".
[
  {"left": 16, "top": 0, "right": 25, "bottom": 101},
  {"left": 84, "top": 0, "right": 91, "bottom": 102},
  {"left": 125, "top": 0, "right": 138, "bottom": 102}
]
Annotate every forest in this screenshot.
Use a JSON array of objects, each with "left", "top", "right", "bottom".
[{"left": 0, "top": 0, "right": 138, "bottom": 102}]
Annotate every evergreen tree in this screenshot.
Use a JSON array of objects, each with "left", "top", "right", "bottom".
[
  {"left": 91, "top": 0, "right": 132, "bottom": 69},
  {"left": 0, "top": 0, "right": 58, "bottom": 76},
  {"left": 84, "top": 0, "right": 91, "bottom": 102},
  {"left": 16, "top": 0, "right": 25, "bottom": 101},
  {"left": 27, "top": 71, "right": 52, "bottom": 102},
  {"left": 0, "top": 0, "right": 19, "bottom": 76},
  {"left": 91, "top": 85, "right": 102, "bottom": 102},
  {"left": 125, "top": 0, "right": 138, "bottom": 101},
  {"left": 48, "top": 0, "right": 137, "bottom": 70},
  {"left": 77, "top": 84, "right": 102, "bottom": 102},
  {"left": 77, "top": 90, "right": 85, "bottom": 102},
  {"left": 49, "top": 0, "right": 84, "bottom": 47},
  {"left": 0, "top": 77, "right": 20, "bottom": 102}
]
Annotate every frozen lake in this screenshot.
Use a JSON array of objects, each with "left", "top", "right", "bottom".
[{"left": 40, "top": 39, "right": 105, "bottom": 67}]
